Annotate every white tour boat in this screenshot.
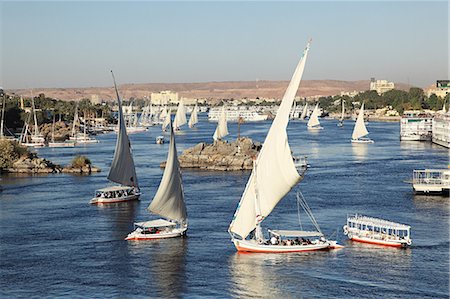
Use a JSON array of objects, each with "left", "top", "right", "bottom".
[
  {"left": 126, "top": 117, "right": 187, "bottom": 240},
  {"left": 90, "top": 71, "right": 140, "bottom": 204},
  {"left": 307, "top": 103, "right": 323, "bottom": 130},
  {"left": 351, "top": 102, "right": 374, "bottom": 143},
  {"left": 412, "top": 169, "right": 450, "bottom": 195},
  {"left": 228, "top": 40, "right": 340, "bottom": 253},
  {"left": 343, "top": 214, "right": 412, "bottom": 247}
]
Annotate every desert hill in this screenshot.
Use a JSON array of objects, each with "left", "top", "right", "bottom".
[{"left": 7, "top": 80, "right": 411, "bottom": 102}]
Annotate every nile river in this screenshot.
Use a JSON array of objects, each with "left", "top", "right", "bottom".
[{"left": 1, "top": 117, "right": 448, "bottom": 298}]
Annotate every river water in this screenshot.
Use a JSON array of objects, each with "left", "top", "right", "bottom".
[{"left": 1, "top": 117, "right": 449, "bottom": 298}]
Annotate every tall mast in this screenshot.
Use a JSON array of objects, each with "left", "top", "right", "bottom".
[{"left": 0, "top": 94, "right": 5, "bottom": 138}]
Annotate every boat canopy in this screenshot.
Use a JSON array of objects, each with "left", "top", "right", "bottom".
[
  {"left": 96, "top": 186, "right": 134, "bottom": 192},
  {"left": 348, "top": 214, "right": 410, "bottom": 230},
  {"left": 269, "top": 229, "right": 323, "bottom": 238},
  {"left": 135, "top": 219, "right": 176, "bottom": 228}
]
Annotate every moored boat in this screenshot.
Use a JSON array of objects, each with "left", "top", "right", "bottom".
[
  {"left": 343, "top": 214, "right": 411, "bottom": 247},
  {"left": 307, "top": 103, "right": 323, "bottom": 130},
  {"left": 90, "top": 185, "right": 140, "bottom": 204},
  {"left": 156, "top": 135, "right": 165, "bottom": 144}
]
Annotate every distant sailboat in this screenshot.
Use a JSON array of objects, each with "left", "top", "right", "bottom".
[
  {"left": 188, "top": 103, "right": 199, "bottom": 129},
  {"left": 162, "top": 108, "right": 171, "bottom": 132},
  {"left": 228, "top": 40, "right": 340, "bottom": 253},
  {"left": 351, "top": 102, "right": 373, "bottom": 143},
  {"left": 300, "top": 103, "right": 308, "bottom": 120},
  {"left": 173, "top": 100, "right": 187, "bottom": 131},
  {"left": 48, "top": 113, "right": 75, "bottom": 147},
  {"left": 30, "top": 96, "right": 45, "bottom": 144},
  {"left": 126, "top": 116, "right": 188, "bottom": 240},
  {"left": 90, "top": 71, "right": 141, "bottom": 204},
  {"left": 213, "top": 106, "right": 229, "bottom": 141},
  {"left": 338, "top": 99, "right": 345, "bottom": 127},
  {"left": 307, "top": 103, "right": 323, "bottom": 130},
  {"left": 290, "top": 101, "right": 297, "bottom": 119}
]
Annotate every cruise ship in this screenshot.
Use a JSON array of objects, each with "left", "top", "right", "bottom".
[
  {"left": 208, "top": 106, "right": 268, "bottom": 122},
  {"left": 432, "top": 111, "right": 450, "bottom": 148},
  {"left": 400, "top": 111, "right": 433, "bottom": 141}
]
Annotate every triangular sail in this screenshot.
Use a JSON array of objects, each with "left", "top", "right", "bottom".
[
  {"left": 162, "top": 109, "right": 171, "bottom": 131},
  {"left": 213, "top": 106, "right": 229, "bottom": 141},
  {"left": 107, "top": 71, "right": 139, "bottom": 188},
  {"left": 340, "top": 100, "right": 345, "bottom": 121},
  {"left": 188, "top": 104, "right": 198, "bottom": 128},
  {"left": 148, "top": 117, "right": 187, "bottom": 223},
  {"left": 173, "top": 100, "right": 187, "bottom": 129},
  {"left": 229, "top": 40, "right": 311, "bottom": 239},
  {"left": 300, "top": 103, "right": 308, "bottom": 120},
  {"left": 307, "top": 103, "right": 320, "bottom": 127},
  {"left": 352, "top": 102, "right": 369, "bottom": 140}
]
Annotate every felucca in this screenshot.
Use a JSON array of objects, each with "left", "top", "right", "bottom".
[
  {"left": 351, "top": 102, "right": 373, "bottom": 143},
  {"left": 300, "top": 103, "right": 308, "bottom": 120},
  {"left": 90, "top": 71, "right": 141, "bottom": 204},
  {"left": 188, "top": 103, "right": 199, "bottom": 129},
  {"left": 173, "top": 100, "right": 187, "bottom": 131},
  {"left": 228, "top": 40, "right": 340, "bottom": 253},
  {"left": 126, "top": 116, "right": 187, "bottom": 240},
  {"left": 213, "top": 105, "right": 229, "bottom": 141},
  {"left": 307, "top": 103, "right": 323, "bottom": 130},
  {"left": 48, "top": 113, "right": 75, "bottom": 147}
]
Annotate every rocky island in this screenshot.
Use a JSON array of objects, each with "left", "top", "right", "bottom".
[
  {"left": 161, "top": 137, "right": 262, "bottom": 171},
  {"left": 0, "top": 139, "right": 100, "bottom": 174}
]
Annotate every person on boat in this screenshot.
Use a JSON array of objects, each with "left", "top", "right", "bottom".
[{"left": 270, "top": 236, "right": 278, "bottom": 245}]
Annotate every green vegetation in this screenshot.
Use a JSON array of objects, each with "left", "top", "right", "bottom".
[
  {"left": 70, "top": 155, "right": 92, "bottom": 168},
  {"left": 317, "top": 88, "right": 448, "bottom": 114},
  {"left": 0, "top": 139, "right": 30, "bottom": 170}
]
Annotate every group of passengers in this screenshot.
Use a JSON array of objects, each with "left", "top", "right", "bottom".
[
  {"left": 97, "top": 189, "right": 132, "bottom": 198},
  {"left": 267, "top": 236, "right": 313, "bottom": 246}
]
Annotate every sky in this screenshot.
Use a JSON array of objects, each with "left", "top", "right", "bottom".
[{"left": 0, "top": 1, "right": 448, "bottom": 89}]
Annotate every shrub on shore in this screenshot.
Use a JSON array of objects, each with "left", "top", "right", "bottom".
[
  {"left": 71, "top": 155, "right": 91, "bottom": 168},
  {"left": 0, "top": 139, "right": 30, "bottom": 170}
]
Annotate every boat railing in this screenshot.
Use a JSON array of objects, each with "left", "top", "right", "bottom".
[
  {"left": 294, "top": 156, "right": 309, "bottom": 172},
  {"left": 413, "top": 169, "right": 450, "bottom": 186}
]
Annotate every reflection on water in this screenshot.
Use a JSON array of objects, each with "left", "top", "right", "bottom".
[
  {"left": 351, "top": 143, "right": 368, "bottom": 161},
  {"left": 228, "top": 253, "right": 287, "bottom": 298},
  {"left": 128, "top": 238, "right": 188, "bottom": 298}
]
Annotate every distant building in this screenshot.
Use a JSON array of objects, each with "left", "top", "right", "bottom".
[
  {"left": 426, "top": 80, "right": 450, "bottom": 98},
  {"left": 91, "top": 94, "right": 101, "bottom": 105},
  {"left": 151, "top": 90, "right": 179, "bottom": 105},
  {"left": 370, "top": 78, "right": 395, "bottom": 94},
  {"left": 340, "top": 90, "right": 360, "bottom": 98}
]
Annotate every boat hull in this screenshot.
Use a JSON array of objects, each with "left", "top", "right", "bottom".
[
  {"left": 348, "top": 235, "right": 408, "bottom": 247},
  {"left": 48, "top": 142, "right": 76, "bottom": 147},
  {"left": 125, "top": 227, "right": 187, "bottom": 240},
  {"left": 90, "top": 194, "right": 140, "bottom": 204},
  {"left": 232, "top": 239, "right": 335, "bottom": 253},
  {"left": 307, "top": 126, "right": 323, "bottom": 130},
  {"left": 351, "top": 138, "right": 374, "bottom": 144}
]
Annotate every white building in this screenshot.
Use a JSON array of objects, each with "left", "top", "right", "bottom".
[
  {"left": 426, "top": 80, "right": 450, "bottom": 98},
  {"left": 370, "top": 78, "right": 395, "bottom": 94},
  {"left": 151, "top": 90, "right": 179, "bottom": 105}
]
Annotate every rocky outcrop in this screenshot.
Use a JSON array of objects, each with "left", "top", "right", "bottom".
[
  {"left": 161, "top": 137, "right": 262, "bottom": 171},
  {"left": 5, "top": 153, "right": 100, "bottom": 174}
]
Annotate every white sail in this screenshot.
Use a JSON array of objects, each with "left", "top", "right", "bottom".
[
  {"left": 340, "top": 100, "right": 345, "bottom": 121},
  {"left": 352, "top": 102, "right": 369, "bottom": 140},
  {"left": 188, "top": 104, "right": 198, "bottom": 128},
  {"left": 148, "top": 117, "right": 187, "bottom": 223},
  {"left": 71, "top": 104, "right": 79, "bottom": 137},
  {"left": 213, "top": 106, "right": 229, "bottom": 141},
  {"left": 162, "top": 109, "right": 171, "bottom": 131},
  {"left": 107, "top": 71, "right": 139, "bottom": 188},
  {"left": 173, "top": 100, "right": 187, "bottom": 129},
  {"left": 307, "top": 103, "right": 320, "bottom": 127},
  {"left": 160, "top": 106, "right": 167, "bottom": 120},
  {"left": 300, "top": 103, "right": 308, "bottom": 120},
  {"left": 229, "top": 40, "right": 311, "bottom": 239}
]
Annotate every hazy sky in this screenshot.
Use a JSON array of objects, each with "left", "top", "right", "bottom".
[{"left": 1, "top": 1, "right": 448, "bottom": 89}]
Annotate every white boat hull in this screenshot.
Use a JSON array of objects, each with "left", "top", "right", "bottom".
[
  {"left": 307, "top": 126, "right": 323, "bottom": 130},
  {"left": 21, "top": 142, "right": 45, "bottom": 147},
  {"left": 351, "top": 138, "right": 374, "bottom": 144},
  {"left": 232, "top": 239, "right": 340, "bottom": 253},
  {"left": 48, "top": 142, "right": 76, "bottom": 147},
  {"left": 126, "top": 227, "right": 187, "bottom": 240},
  {"left": 90, "top": 193, "right": 140, "bottom": 204},
  {"left": 347, "top": 234, "right": 410, "bottom": 247}
]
